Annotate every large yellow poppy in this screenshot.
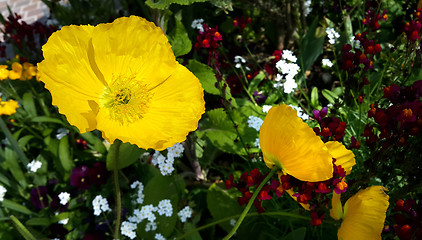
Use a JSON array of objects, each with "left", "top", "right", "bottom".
[
  {"left": 259, "top": 104, "right": 355, "bottom": 182},
  {"left": 38, "top": 16, "right": 205, "bottom": 150}
]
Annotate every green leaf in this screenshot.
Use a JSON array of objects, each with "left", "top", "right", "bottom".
[
  {"left": 25, "top": 218, "right": 51, "bottom": 226},
  {"left": 282, "top": 227, "right": 306, "bottom": 240},
  {"left": 1, "top": 200, "right": 34, "bottom": 215},
  {"left": 31, "top": 116, "right": 66, "bottom": 125},
  {"left": 106, "top": 141, "right": 144, "bottom": 170},
  {"left": 187, "top": 60, "right": 219, "bottom": 95},
  {"left": 321, "top": 89, "right": 338, "bottom": 104},
  {"left": 145, "top": 0, "right": 207, "bottom": 9},
  {"left": 3, "top": 147, "right": 27, "bottom": 188},
  {"left": 81, "top": 131, "right": 106, "bottom": 154},
  {"left": 22, "top": 92, "right": 37, "bottom": 118},
  {"left": 10, "top": 215, "right": 37, "bottom": 240},
  {"left": 247, "top": 72, "right": 265, "bottom": 93},
  {"left": 168, "top": 12, "right": 192, "bottom": 57},
  {"left": 58, "top": 135, "right": 74, "bottom": 172},
  {"left": 206, "top": 183, "right": 242, "bottom": 232},
  {"left": 310, "top": 87, "right": 319, "bottom": 107},
  {"left": 298, "top": 19, "right": 325, "bottom": 78}
]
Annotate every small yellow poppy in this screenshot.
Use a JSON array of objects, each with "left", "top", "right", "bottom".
[{"left": 0, "top": 100, "right": 19, "bottom": 115}]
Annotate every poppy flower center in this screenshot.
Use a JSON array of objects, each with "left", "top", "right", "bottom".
[{"left": 100, "top": 75, "right": 153, "bottom": 125}]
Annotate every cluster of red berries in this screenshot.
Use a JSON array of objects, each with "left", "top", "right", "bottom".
[
  {"left": 233, "top": 15, "right": 252, "bottom": 31},
  {"left": 225, "top": 168, "right": 284, "bottom": 214},
  {"left": 342, "top": 32, "right": 382, "bottom": 74},
  {"left": 385, "top": 199, "right": 422, "bottom": 240},
  {"left": 312, "top": 107, "right": 347, "bottom": 142},
  {"left": 363, "top": 80, "right": 422, "bottom": 149},
  {"left": 402, "top": 8, "right": 422, "bottom": 42},
  {"left": 1, "top": 12, "right": 56, "bottom": 59},
  {"left": 362, "top": 9, "right": 388, "bottom": 31}
]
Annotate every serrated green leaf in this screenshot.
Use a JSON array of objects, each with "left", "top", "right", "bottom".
[
  {"left": 145, "top": 0, "right": 207, "bottom": 9},
  {"left": 58, "top": 135, "right": 74, "bottom": 172},
  {"left": 22, "top": 92, "right": 37, "bottom": 118},
  {"left": 168, "top": 13, "right": 192, "bottom": 57},
  {"left": 106, "top": 141, "right": 144, "bottom": 170},
  {"left": 206, "top": 183, "right": 242, "bottom": 232},
  {"left": 187, "top": 60, "right": 219, "bottom": 95}
]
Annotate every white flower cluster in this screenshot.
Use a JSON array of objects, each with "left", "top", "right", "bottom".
[
  {"left": 92, "top": 195, "right": 111, "bottom": 216},
  {"left": 262, "top": 105, "right": 273, "bottom": 113},
  {"left": 27, "top": 160, "right": 42, "bottom": 172},
  {"left": 155, "top": 233, "right": 166, "bottom": 240},
  {"left": 130, "top": 180, "right": 145, "bottom": 204},
  {"left": 191, "top": 18, "right": 204, "bottom": 32},
  {"left": 304, "top": 0, "right": 312, "bottom": 16},
  {"left": 254, "top": 138, "right": 260, "bottom": 149},
  {"left": 289, "top": 105, "right": 309, "bottom": 120},
  {"left": 177, "top": 206, "right": 193, "bottom": 223},
  {"left": 350, "top": 36, "right": 361, "bottom": 48},
  {"left": 326, "top": 27, "right": 340, "bottom": 44},
  {"left": 322, "top": 58, "right": 333, "bottom": 68},
  {"left": 230, "top": 218, "right": 237, "bottom": 226},
  {"left": 274, "top": 50, "right": 300, "bottom": 93},
  {"left": 234, "top": 56, "right": 250, "bottom": 70},
  {"left": 121, "top": 221, "right": 137, "bottom": 239},
  {"left": 157, "top": 199, "right": 173, "bottom": 217},
  {"left": 145, "top": 221, "right": 158, "bottom": 232},
  {"left": 58, "top": 192, "right": 70, "bottom": 205},
  {"left": 152, "top": 142, "right": 184, "bottom": 176},
  {"left": 0, "top": 185, "right": 6, "bottom": 201},
  {"left": 247, "top": 115, "right": 264, "bottom": 131}
]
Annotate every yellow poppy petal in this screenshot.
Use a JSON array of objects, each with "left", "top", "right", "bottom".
[
  {"left": 325, "top": 141, "right": 356, "bottom": 175},
  {"left": 330, "top": 192, "right": 344, "bottom": 220},
  {"left": 96, "top": 64, "right": 205, "bottom": 150},
  {"left": 38, "top": 24, "right": 104, "bottom": 132},
  {"left": 0, "top": 100, "right": 19, "bottom": 115},
  {"left": 9, "top": 62, "right": 22, "bottom": 80},
  {"left": 259, "top": 104, "right": 333, "bottom": 182},
  {"left": 338, "top": 186, "right": 389, "bottom": 240}
]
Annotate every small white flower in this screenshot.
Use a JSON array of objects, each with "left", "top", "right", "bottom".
[
  {"left": 191, "top": 19, "right": 204, "bottom": 32},
  {"left": 247, "top": 116, "right": 264, "bottom": 131},
  {"left": 322, "top": 58, "right": 333, "bottom": 68},
  {"left": 155, "top": 233, "right": 166, "bottom": 240},
  {"left": 121, "top": 221, "right": 137, "bottom": 239},
  {"left": 304, "top": 0, "right": 312, "bottom": 16},
  {"left": 289, "top": 105, "right": 309, "bottom": 120},
  {"left": 178, "top": 206, "right": 193, "bottom": 223},
  {"left": 56, "top": 128, "right": 69, "bottom": 140},
  {"left": 58, "top": 192, "right": 70, "bottom": 205},
  {"left": 145, "top": 221, "right": 158, "bottom": 232},
  {"left": 58, "top": 218, "right": 69, "bottom": 225},
  {"left": 141, "top": 204, "right": 157, "bottom": 223},
  {"left": 262, "top": 105, "right": 272, "bottom": 113},
  {"left": 27, "top": 160, "right": 42, "bottom": 172},
  {"left": 282, "top": 50, "right": 297, "bottom": 63},
  {"left": 230, "top": 218, "right": 237, "bottom": 226},
  {"left": 167, "top": 142, "right": 184, "bottom": 158},
  {"left": 0, "top": 185, "right": 6, "bottom": 201},
  {"left": 326, "top": 27, "right": 340, "bottom": 44},
  {"left": 254, "top": 138, "right": 260, "bottom": 148},
  {"left": 234, "top": 56, "right": 247, "bottom": 68},
  {"left": 283, "top": 78, "right": 298, "bottom": 94}
]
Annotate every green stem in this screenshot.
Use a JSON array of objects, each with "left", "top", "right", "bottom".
[
  {"left": 0, "top": 117, "right": 29, "bottom": 165},
  {"left": 112, "top": 140, "right": 122, "bottom": 240},
  {"left": 223, "top": 167, "right": 279, "bottom": 240}
]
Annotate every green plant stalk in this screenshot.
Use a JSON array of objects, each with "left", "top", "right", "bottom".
[
  {"left": 0, "top": 117, "right": 29, "bottom": 165},
  {"left": 10, "top": 215, "right": 37, "bottom": 240},
  {"left": 112, "top": 140, "right": 122, "bottom": 240},
  {"left": 223, "top": 167, "right": 279, "bottom": 240}
]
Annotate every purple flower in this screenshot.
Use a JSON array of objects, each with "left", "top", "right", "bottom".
[
  {"left": 88, "top": 162, "right": 109, "bottom": 186},
  {"left": 70, "top": 165, "right": 90, "bottom": 190},
  {"left": 30, "top": 186, "right": 49, "bottom": 210}
]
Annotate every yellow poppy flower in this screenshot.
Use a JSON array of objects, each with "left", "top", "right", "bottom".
[
  {"left": 9, "top": 62, "right": 22, "bottom": 80},
  {"left": 259, "top": 104, "right": 354, "bottom": 182},
  {"left": 38, "top": 16, "right": 205, "bottom": 150},
  {"left": 0, "top": 100, "right": 19, "bottom": 115},
  {"left": 0, "top": 65, "right": 9, "bottom": 80},
  {"left": 330, "top": 186, "right": 389, "bottom": 240}
]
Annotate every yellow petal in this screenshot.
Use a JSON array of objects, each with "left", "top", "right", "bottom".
[
  {"left": 9, "top": 62, "right": 22, "bottom": 80},
  {"left": 38, "top": 24, "right": 104, "bottom": 132},
  {"left": 325, "top": 141, "right": 356, "bottom": 175},
  {"left": 330, "top": 192, "right": 344, "bottom": 220},
  {"left": 0, "top": 100, "right": 19, "bottom": 115},
  {"left": 338, "top": 186, "right": 389, "bottom": 240},
  {"left": 259, "top": 104, "right": 333, "bottom": 182},
  {"left": 0, "top": 65, "right": 9, "bottom": 80}
]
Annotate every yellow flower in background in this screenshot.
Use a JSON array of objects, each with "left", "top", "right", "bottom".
[
  {"left": 0, "top": 100, "right": 19, "bottom": 115},
  {"left": 259, "top": 104, "right": 355, "bottom": 182},
  {"left": 9, "top": 62, "right": 22, "bottom": 80},
  {"left": 22, "top": 62, "right": 37, "bottom": 80},
  {"left": 330, "top": 186, "right": 389, "bottom": 240},
  {"left": 0, "top": 65, "right": 8, "bottom": 80},
  {"left": 38, "top": 16, "right": 205, "bottom": 150}
]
